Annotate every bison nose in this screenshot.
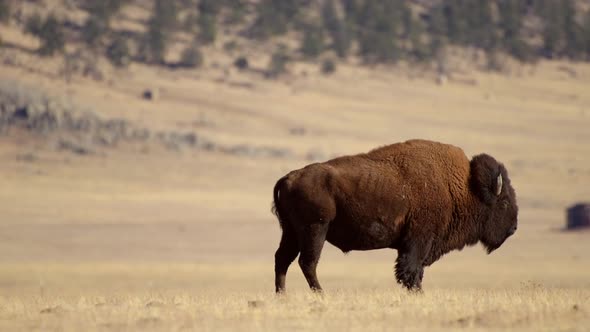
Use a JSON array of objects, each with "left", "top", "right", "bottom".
[{"left": 508, "top": 225, "right": 517, "bottom": 236}]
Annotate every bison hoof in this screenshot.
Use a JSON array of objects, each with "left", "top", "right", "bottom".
[
  {"left": 311, "top": 287, "right": 323, "bottom": 294},
  {"left": 407, "top": 286, "right": 423, "bottom": 294}
]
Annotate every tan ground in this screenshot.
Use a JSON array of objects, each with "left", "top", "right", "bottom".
[
  {"left": 0, "top": 262, "right": 589, "bottom": 332},
  {"left": 1, "top": 15, "right": 590, "bottom": 329}
]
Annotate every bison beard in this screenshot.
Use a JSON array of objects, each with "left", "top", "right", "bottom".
[{"left": 272, "top": 139, "right": 518, "bottom": 293}]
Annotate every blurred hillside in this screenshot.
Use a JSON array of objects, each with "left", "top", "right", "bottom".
[{"left": 1, "top": 0, "right": 590, "bottom": 75}]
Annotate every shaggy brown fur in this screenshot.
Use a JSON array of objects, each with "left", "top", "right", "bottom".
[{"left": 272, "top": 139, "right": 518, "bottom": 293}]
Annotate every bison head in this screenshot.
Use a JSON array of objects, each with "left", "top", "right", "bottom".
[{"left": 470, "top": 154, "right": 518, "bottom": 254}]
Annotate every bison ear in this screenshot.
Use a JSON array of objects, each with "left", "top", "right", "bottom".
[{"left": 470, "top": 154, "right": 504, "bottom": 205}]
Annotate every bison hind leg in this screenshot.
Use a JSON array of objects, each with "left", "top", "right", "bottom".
[
  {"left": 297, "top": 223, "right": 329, "bottom": 293},
  {"left": 275, "top": 226, "right": 300, "bottom": 294}
]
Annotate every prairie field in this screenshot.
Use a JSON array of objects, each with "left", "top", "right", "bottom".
[
  {"left": 1, "top": 261, "right": 590, "bottom": 331},
  {"left": 2, "top": 14, "right": 590, "bottom": 329}
]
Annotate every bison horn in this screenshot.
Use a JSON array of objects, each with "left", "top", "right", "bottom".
[{"left": 496, "top": 174, "right": 503, "bottom": 196}]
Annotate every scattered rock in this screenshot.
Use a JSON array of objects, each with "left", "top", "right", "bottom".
[
  {"left": 223, "top": 145, "right": 292, "bottom": 159},
  {"left": 131, "top": 128, "right": 151, "bottom": 141},
  {"left": 62, "top": 49, "right": 105, "bottom": 82},
  {"left": 169, "top": 132, "right": 197, "bottom": 147},
  {"left": 234, "top": 56, "right": 249, "bottom": 70},
  {"left": 227, "top": 81, "right": 255, "bottom": 90},
  {"left": 40, "top": 306, "right": 65, "bottom": 314},
  {"left": 289, "top": 126, "right": 306, "bottom": 136},
  {"left": 2, "top": 52, "right": 18, "bottom": 67},
  {"left": 102, "top": 119, "right": 129, "bottom": 139},
  {"left": 136, "top": 317, "right": 160, "bottom": 327},
  {"left": 455, "top": 317, "right": 468, "bottom": 326},
  {"left": 16, "top": 153, "right": 37, "bottom": 162},
  {"left": 200, "top": 141, "right": 216, "bottom": 151},
  {"left": 142, "top": 88, "right": 159, "bottom": 101},
  {"left": 145, "top": 301, "right": 165, "bottom": 308},
  {"left": 157, "top": 131, "right": 199, "bottom": 150},
  {"left": 94, "top": 132, "right": 117, "bottom": 146},
  {"left": 247, "top": 300, "right": 265, "bottom": 308},
  {"left": 57, "top": 139, "right": 92, "bottom": 155},
  {"left": 192, "top": 114, "right": 214, "bottom": 128},
  {"left": 558, "top": 66, "right": 577, "bottom": 78},
  {"left": 566, "top": 203, "right": 590, "bottom": 230},
  {"left": 450, "top": 76, "right": 478, "bottom": 86}
]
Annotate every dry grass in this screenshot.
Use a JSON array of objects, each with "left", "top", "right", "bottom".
[{"left": 1, "top": 263, "right": 589, "bottom": 332}]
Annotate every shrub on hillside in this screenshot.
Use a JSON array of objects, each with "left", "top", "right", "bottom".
[
  {"left": 250, "top": 0, "right": 302, "bottom": 39},
  {"left": 0, "top": 0, "right": 11, "bottom": 23},
  {"left": 182, "top": 13, "right": 197, "bottom": 33},
  {"left": 82, "top": 15, "right": 108, "bottom": 48},
  {"left": 25, "top": 12, "right": 43, "bottom": 36},
  {"left": 508, "top": 38, "right": 537, "bottom": 64},
  {"left": 226, "top": 1, "right": 246, "bottom": 25},
  {"left": 29, "top": 13, "right": 66, "bottom": 56},
  {"left": 321, "top": 0, "right": 351, "bottom": 58},
  {"left": 83, "top": 0, "right": 130, "bottom": 23},
  {"left": 301, "top": 24, "right": 324, "bottom": 59},
  {"left": 198, "top": 14, "right": 216, "bottom": 44},
  {"left": 332, "top": 21, "right": 352, "bottom": 58},
  {"left": 179, "top": 44, "right": 203, "bottom": 68},
  {"left": 321, "top": 58, "right": 336, "bottom": 75},
  {"left": 223, "top": 40, "right": 238, "bottom": 53},
  {"left": 144, "top": 23, "right": 166, "bottom": 63},
  {"left": 61, "top": 49, "right": 104, "bottom": 82},
  {"left": 266, "top": 46, "right": 290, "bottom": 78},
  {"left": 143, "top": 0, "right": 178, "bottom": 64},
  {"left": 107, "top": 35, "right": 131, "bottom": 67},
  {"left": 234, "top": 56, "right": 248, "bottom": 70},
  {"left": 198, "top": 0, "right": 221, "bottom": 16}
]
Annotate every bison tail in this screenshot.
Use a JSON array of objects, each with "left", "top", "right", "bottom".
[{"left": 272, "top": 175, "right": 289, "bottom": 229}]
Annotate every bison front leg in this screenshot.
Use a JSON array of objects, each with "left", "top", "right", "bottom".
[
  {"left": 395, "top": 253, "right": 424, "bottom": 291},
  {"left": 297, "top": 223, "right": 328, "bottom": 293},
  {"left": 395, "top": 239, "right": 432, "bottom": 292}
]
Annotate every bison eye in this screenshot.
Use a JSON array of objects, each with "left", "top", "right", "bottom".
[{"left": 501, "top": 201, "right": 509, "bottom": 210}]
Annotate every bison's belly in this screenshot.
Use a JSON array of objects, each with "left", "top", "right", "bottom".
[{"left": 326, "top": 218, "right": 401, "bottom": 252}]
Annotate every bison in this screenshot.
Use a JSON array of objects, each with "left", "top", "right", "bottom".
[{"left": 272, "top": 139, "right": 518, "bottom": 293}]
